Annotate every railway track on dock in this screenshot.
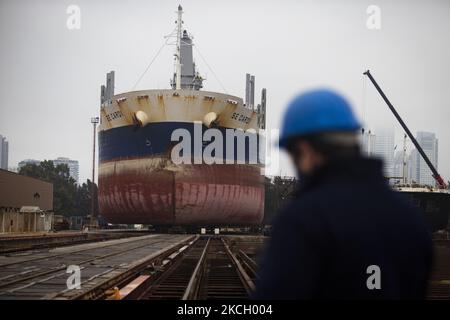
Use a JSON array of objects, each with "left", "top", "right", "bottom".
[
  {"left": 0, "top": 231, "right": 147, "bottom": 254},
  {"left": 0, "top": 234, "right": 193, "bottom": 300},
  {"left": 122, "top": 236, "right": 258, "bottom": 300}
]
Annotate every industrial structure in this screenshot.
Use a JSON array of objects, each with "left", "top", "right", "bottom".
[
  {"left": 364, "top": 70, "right": 449, "bottom": 231},
  {"left": 0, "top": 169, "right": 53, "bottom": 233}
]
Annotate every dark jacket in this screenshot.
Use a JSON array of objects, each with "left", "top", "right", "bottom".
[{"left": 254, "top": 157, "right": 433, "bottom": 299}]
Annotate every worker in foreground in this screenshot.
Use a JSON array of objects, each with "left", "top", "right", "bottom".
[{"left": 254, "top": 89, "right": 433, "bottom": 299}]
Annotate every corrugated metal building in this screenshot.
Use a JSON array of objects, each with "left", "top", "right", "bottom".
[{"left": 0, "top": 169, "right": 53, "bottom": 233}]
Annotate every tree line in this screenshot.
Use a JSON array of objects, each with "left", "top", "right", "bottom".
[{"left": 19, "top": 160, "right": 98, "bottom": 217}]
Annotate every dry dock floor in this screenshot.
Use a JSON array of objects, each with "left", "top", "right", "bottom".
[{"left": 0, "top": 234, "right": 192, "bottom": 299}]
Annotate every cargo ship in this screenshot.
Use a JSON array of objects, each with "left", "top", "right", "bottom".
[{"left": 97, "top": 6, "right": 266, "bottom": 226}]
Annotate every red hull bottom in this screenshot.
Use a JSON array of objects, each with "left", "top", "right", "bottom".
[{"left": 98, "top": 160, "right": 264, "bottom": 225}]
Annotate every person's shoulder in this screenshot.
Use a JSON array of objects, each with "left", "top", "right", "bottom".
[
  {"left": 273, "top": 192, "right": 325, "bottom": 231},
  {"left": 384, "top": 187, "right": 427, "bottom": 218},
  {"left": 278, "top": 192, "right": 314, "bottom": 215}
]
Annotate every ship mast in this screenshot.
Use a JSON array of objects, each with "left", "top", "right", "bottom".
[{"left": 175, "top": 5, "right": 183, "bottom": 90}]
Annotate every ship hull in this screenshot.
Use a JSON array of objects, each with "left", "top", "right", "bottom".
[
  {"left": 98, "top": 89, "right": 265, "bottom": 226},
  {"left": 98, "top": 158, "right": 264, "bottom": 225}
]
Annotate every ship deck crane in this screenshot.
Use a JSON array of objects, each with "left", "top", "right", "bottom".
[{"left": 363, "top": 70, "right": 447, "bottom": 189}]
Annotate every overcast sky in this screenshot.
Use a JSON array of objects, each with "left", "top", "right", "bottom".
[{"left": 0, "top": 0, "right": 449, "bottom": 183}]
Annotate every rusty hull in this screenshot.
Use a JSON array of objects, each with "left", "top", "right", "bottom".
[{"left": 98, "top": 157, "right": 264, "bottom": 226}]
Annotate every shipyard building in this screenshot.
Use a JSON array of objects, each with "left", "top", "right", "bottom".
[{"left": 0, "top": 169, "right": 53, "bottom": 233}]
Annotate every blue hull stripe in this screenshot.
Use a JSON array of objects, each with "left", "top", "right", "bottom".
[{"left": 99, "top": 122, "right": 263, "bottom": 164}]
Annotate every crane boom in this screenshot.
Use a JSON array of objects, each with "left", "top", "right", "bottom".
[{"left": 363, "top": 70, "right": 447, "bottom": 189}]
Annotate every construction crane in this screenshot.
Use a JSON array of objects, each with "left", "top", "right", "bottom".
[{"left": 363, "top": 70, "right": 447, "bottom": 189}]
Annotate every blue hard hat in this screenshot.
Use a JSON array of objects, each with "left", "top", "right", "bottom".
[{"left": 279, "top": 89, "right": 361, "bottom": 149}]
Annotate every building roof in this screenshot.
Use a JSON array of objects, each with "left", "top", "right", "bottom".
[{"left": 0, "top": 168, "right": 53, "bottom": 210}]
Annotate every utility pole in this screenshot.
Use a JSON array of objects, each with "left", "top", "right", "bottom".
[{"left": 90, "top": 116, "right": 100, "bottom": 229}]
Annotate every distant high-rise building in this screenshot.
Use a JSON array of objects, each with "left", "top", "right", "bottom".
[
  {"left": 373, "top": 127, "right": 395, "bottom": 177},
  {"left": 18, "top": 159, "right": 41, "bottom": 169},
  {"left": 393, "top": 150, "right": 408, "bottom": 183},
  {"left": 0, "top": 135, "right": 9, "bottom": 170},
  {"left": 409, "top": 131, "right": 438, "bottom": 186},
  {"left": 360, "top": 130, "right": 376, "bottom": 157},
  {"left": 408, "top": 150, "right": 417, "bottom": 184},
  {"left": 53, "top": 157, "right": 79, "bottom": 183}
]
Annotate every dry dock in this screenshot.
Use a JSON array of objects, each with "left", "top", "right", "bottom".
[
  {"left": 0, "top": 234, "right": 193, "bottom": 299},
  {"left": 0, "top": 231, "right": 148, "bottom": 254},
  {"left": 1, "top": 233, "right": 448, "bottom": 300},
  {"left": 0, "top": 234, "right": 265, "bottom": 300},
  {"left": 125, "top": 236, "right": 264, "bottom": 300}
]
